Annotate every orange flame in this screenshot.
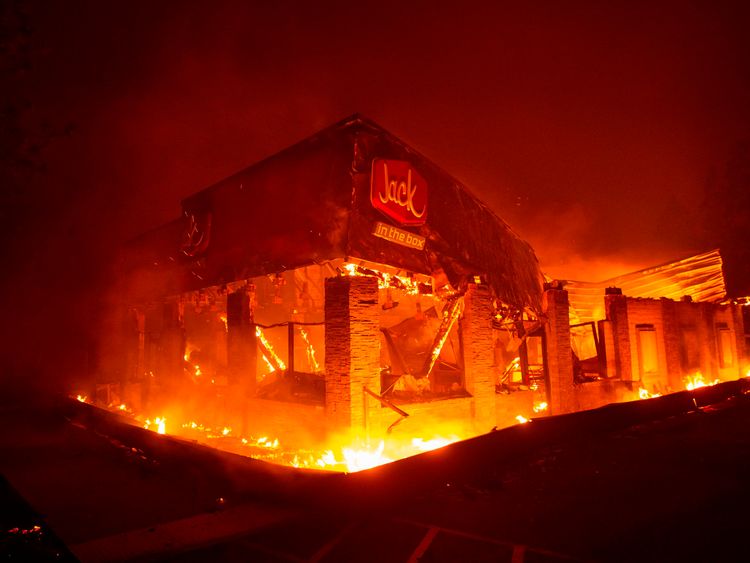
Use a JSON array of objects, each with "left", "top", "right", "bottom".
[
  {"left": 533, "top": 401, "right": 548, "bottom": 413},
  {"left": 638, "top": 387, "right": 661, "bottom": 399},
  {"left": 684, "top": 372, "right": 719, "bottom": 390}
]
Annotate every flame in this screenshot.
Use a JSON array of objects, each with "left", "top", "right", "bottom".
[
  {"left": 533, "top": 401, "right": 548, "bottom": 413},
  {"left": 144, "top": 417, "right": 166, "bottom": 434},
  {"left": 515, "top": 415, "right": 529, "bottom": 424},
  {"left": 411, "top": 436, "right": 458, "bottom": 452},
  {"left": 76, "top": 394, "right": 88, "bottom": 403},
  {"left": 113, "top": 401, "right": 469, "bottom": 473},
  {"left": 684, "top": 372, "right": 719, "bottom": 390},
  {"left": 342, "top": 262, "right": 422, "bottom": 295},
  {"left": 256, "top": 326, "right": 286, "bottom": 371},
  {"left": 424, "top": 298, "right": 463, "bottom": 377},
  {"left": 313, "top": 441, "right": 391, "bottom": 472},
  {"left": 299, "top": 327, "right": 321, "bottom": 373},
  {"left": 638, "top": 387, "right": 661, "bottom": 399},
  {"left": 261, "top": 354, "right": 275, "bottom": 374},
  {"left": 218, "top": 313, "right": 228, "bottom": 331}
]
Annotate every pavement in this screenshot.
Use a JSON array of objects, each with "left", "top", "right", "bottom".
[{"left": 2, "top": 380, "right": 750, "bottom": 562}]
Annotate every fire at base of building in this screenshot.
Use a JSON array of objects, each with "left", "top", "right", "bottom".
[{"left": 89, "top": 116, "right": 749, "bottom": 472}]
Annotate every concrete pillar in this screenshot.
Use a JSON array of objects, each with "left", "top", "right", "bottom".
[
  {"left": 461, "top": 283, "right": 496, "bottom": 428},
  {"left": 543, "top": 288, "right": 575, "bottom": 414},
  {"left": 324, "top": 276, "right": 380, "bottom": 431}
]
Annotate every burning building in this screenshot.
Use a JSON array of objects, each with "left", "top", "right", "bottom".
[{"left": 100, "top": 115, "right": 748, "bottom": 470}]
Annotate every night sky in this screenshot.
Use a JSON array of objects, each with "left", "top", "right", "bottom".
[{"left": 2, "top": 0, "right": 749, "bottom": 384}]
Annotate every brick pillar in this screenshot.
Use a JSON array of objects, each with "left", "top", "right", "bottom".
[
  {"left": 159, "top": 301, "right": 185, "bottom": 389},
  {"left": 731, "top": 304, "right": 747, "bottom": 375},
  {"left": 461, "top": 284, "right": 496, "bottom": 428},
  {"left": 599, "top": 319, "right": 617, "bottom": 378},
  {"left": 700, "top": 303, "right": 719, "bottom": 379},
  {"left": 227, "top": 288, "right": 257, "bottom": 393},
  {"left": 661, "top": 299, "right": 683, "bottom": 390},
  {"left": 543, "top": 288, "right": 575, "bottom": 414},
  {"left": 605, "top": 292, "right": 633, "bottom": 381},
  {"left": 324, "top": 276, "right": 380, "bottom": 431}
]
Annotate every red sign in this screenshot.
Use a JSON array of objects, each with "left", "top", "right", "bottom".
[{"left": 370, "top": 159, "right": 427, "bottom": 226}]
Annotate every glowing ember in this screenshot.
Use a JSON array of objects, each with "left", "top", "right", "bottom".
[
  {"left": 144, "top": 417, "right": 166, "bottom": 434},
  {"left": 639, "top": 388, "right": 661, "bottom": 399},
  {"left": 684, "top": 372, "right": 719, "bottom": 390},
  {"left": 7, "top": 525, "right": 41, "bottom": 535},
  {"left": 515, "top": 415, "right": 529, "bottom": 424},
  {"left": 533, "top": 401, "right": 548, "bottom": 413}
]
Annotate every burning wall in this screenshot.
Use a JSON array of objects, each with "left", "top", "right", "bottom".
[{"left": 96, "top": 115, "right": 749, "bottom": 473}]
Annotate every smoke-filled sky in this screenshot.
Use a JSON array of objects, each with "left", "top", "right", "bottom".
[{"left": 2, "top": 0, "right": 749, "bottom": 380}]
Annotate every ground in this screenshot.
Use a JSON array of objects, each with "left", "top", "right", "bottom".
[{"left": 1, "top": 381, "right": 749, "bottom": 562}]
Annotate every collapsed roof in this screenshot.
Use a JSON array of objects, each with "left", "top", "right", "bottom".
[
  {"left": 565, "top": 249, "right": 727, "bottom": 323},
  {"left": 122, "top": 115, "right": 544, "bottom": 312}
]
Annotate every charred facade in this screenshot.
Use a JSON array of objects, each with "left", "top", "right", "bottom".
[{"left": 103, "top": 115, "right": 749, "bottom": 467}]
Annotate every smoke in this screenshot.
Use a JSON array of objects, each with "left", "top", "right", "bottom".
[{"left": 2, "top": 0, "right": 748, "bottom": 390}]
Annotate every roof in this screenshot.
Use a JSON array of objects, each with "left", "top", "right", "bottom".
[
  {"left": 565, "top": 249, "right": 727, "bottom": 323},
  {"left": 122, "top": 115, "right": 544, "bottom": 311}
]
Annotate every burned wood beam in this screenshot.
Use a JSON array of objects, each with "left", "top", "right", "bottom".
[
  {"left": 363, "top": 386, "right": 409, "bottom": 418},
  {"left": 419, "top": 296, "right": 463, "bottom": 378},
  {"left": 255, "top": 326, "right": 286, "bottom": 373},
  {"left": 363, "top": 386, "right": 410, "bottom": 433}
]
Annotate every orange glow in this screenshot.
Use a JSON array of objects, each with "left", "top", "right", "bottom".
[{"left": 108, "top": 400, "right": 469, "bottom": 473}]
